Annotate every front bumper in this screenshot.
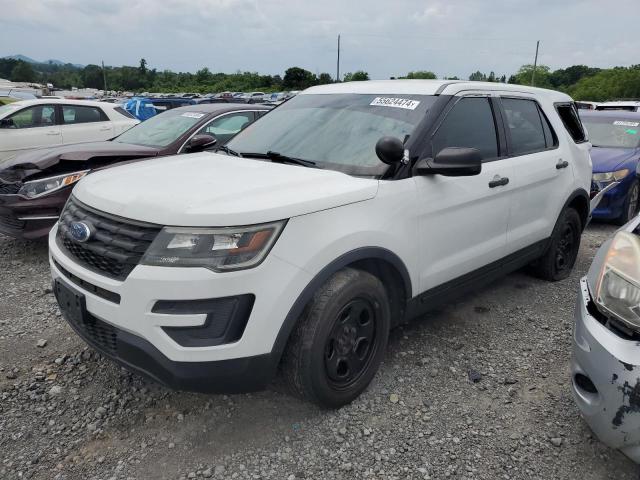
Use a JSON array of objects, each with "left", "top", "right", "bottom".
[
  {"left": 0, "top": 187, "right": 69, "bottom": 239},
  {"left": 572, "top": 277, "right": 640, "bottom": 462},
  {"left": 49, "top": 223, "right": 313, "bottom": 392},
  {"left": 591, "top": 176, "right": 634, "bottom": 220}
]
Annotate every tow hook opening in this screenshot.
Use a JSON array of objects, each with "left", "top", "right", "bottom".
[{"left": 575, "top": 373, "right": 598, "bottom": 394}]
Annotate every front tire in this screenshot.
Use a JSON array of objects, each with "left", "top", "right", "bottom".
[
  {"left": 280, "top": 268, "right": 391, "bottom": 408},
  {"left": 531, "top": 207, "right": 582, "bottom": 282},
  {"left": 615, "top": 179, "right": 640, "bottom": 225}
]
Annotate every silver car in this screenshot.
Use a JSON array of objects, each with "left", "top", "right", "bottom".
[{"left": 572, "top": 214, "right": 640, "bottom": 462}]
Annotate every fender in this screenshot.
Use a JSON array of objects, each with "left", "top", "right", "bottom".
[{"left": 269, "top": 247, "right": 412, "bottom": 361}]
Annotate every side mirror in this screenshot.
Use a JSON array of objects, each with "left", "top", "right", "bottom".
[
  {"left": 186, "top": 134, "right": 217, "bottom": 152},
  {"left": 375, "top": 136, "right": 405, "bottom": 165},
  {"left": 0, "top": 118, "right": 15, "bottom": 129},
  {"left": 414, "top": 147, "right": 482, "bottom": 177}
]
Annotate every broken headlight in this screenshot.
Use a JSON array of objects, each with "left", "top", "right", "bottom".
[
  {"left": 140, "top": 221, "right": 286, "bottom": 272},
  {"left": 18, "top": 170, "right": 89, "bottom": 199},
  {"left": 592, "top": 169, "right": 630, "bottom": 185},
  {"left": 595, "top": 231, "right": 640, "bottom": 329}
]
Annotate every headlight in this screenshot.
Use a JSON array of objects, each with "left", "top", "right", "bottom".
[
  {"left": 140, "top": 221, "right": 286, "bottom": 271},
  {"left": 595, "top": 231, "right": 640, "bottom": 329},
  {"left": 18, "top": 170, "right": 89, "bottom": 198},
  {"left": 592, "top": 169, "right": 630, "bottom": 183}
]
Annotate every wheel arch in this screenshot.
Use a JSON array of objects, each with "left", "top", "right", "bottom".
[
  {"left": 270, "top": 247, "right": 412, "bottom": 363},
  {"left": 564, "top": 188, "right": 590, "bottom": 231}
]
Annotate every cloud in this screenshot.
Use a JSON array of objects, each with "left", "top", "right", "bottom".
[{"left": 0, "top": 0, "right": 638, "bottom": 79}]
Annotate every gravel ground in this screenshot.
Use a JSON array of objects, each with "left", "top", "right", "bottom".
[{"left": 1, "top": 223, "right": 640, "bottom": 480}]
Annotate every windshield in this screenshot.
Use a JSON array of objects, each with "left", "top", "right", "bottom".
[
  {"left": 226, "top": 93, "right": 437, "bottom": 176},
  {"left": 113, "top": 110, "right": 207, "bottom": 147},
  {"left": 582, "top": 117, "right": 640, "bottom": 148}
]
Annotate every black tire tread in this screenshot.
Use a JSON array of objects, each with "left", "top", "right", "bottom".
[
  {"left": 280, "top": 268, "right": 388, "bottom": 407},
  {"left": 532, "top": 207, "right": 581, "bottom": 282}
]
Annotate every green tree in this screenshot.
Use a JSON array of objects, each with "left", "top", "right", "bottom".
[
  {"left": 282, "top": 67, "right": 317, "bottom": 90},
  {"left": 469, "top": 71, "right": 486, "bottom": 81},
  {"left": 82, "top": 64, "right": 104, "bottom": 89},
  {"left": 317, "top": 72, "right": 333, "bottom": 85},
  {"left": 10, "top": 61, "right": 36, "bottom": 82},
  {"left": 139, "top": 58, "right": 148, "bottom": 76},
  {"left": 343, "top": 71, "right": 369, "bottom": 82},
  {"left": 404, "top": 70, "right": 437, "bottom": 79},
  {"left": 569, "top": 66, "right": 640, "bottom": 101},
  {"left": 510, "top": 64, "right": 552, "bottom": 88}
]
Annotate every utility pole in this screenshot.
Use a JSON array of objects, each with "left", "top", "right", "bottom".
[
  {"left": 102, "top": 60, "right": 107, "bottom": 92},
  {"left": 531, "top": 40, "right": 540, "bottom": 86},
  {"left": 336, "top": 34, "right": 341, "bottom": 82}
]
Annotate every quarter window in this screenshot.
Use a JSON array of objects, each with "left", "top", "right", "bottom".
[
  {"left": 502, "top": 98, "right": 551, "bottom": 155},
  {"left": 1, "top": 105, "right": 56, "bottom": 129},
  {"left": 432, "top": 97, "right": 499, "bottom": 161},
  {"left": 556, "top": 103, "right": 587, "bottom": 143},
  {"left": 62, "top": 106, "right": 107, "bottom": 124}
]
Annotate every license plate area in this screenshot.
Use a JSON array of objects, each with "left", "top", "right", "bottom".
[{"left": 54, "top": 279, "right": 87, "bottom": 325}]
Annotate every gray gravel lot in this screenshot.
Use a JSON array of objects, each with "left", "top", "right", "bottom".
[{"left": 1, "top": 224, "right": 639, "bottom": 480}]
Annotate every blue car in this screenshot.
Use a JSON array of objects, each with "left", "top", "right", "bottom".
[{"left": 580, "top": 110, "right": 640, "bottom": 224}]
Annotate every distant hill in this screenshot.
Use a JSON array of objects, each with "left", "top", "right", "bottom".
[{"left": 2, "top": 54, "right": 84, "bottom": 68}]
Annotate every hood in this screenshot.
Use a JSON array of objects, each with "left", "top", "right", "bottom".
[
  {"left": 73, "top": 152, "right": 379, "bottom": 226},
  {"left": 0, "top": 142, "right": 160, "bottom": 182},
  {"left": 590, "top": 147, "right": 639, "bottom": 173}
]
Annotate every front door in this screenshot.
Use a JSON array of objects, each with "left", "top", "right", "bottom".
[
  {"left": 0, "top": 104, "right": 61, "bottom": 162},
  {"left": 414, "top": 95, "right": 513, "bottom": 292}
]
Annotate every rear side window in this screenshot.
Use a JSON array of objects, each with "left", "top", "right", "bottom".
[
  {"left": 62, "top": 105, "right": 108, "bottom": 124},
  {"left": 502, "top": 98, "right": 556, "bottom": 155},
  {"left": 432, "top": 97, "right": 499, "bottom": 162},
  {"left": 556, "top": 103, "right": 587, "bottom": 143},
  {"left": 114, "top": 106, "right": 136, "bottom": 119}
]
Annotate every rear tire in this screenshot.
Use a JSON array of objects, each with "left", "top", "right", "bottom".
[
  {"left": 531, "top": 207, "right": 582, "bottom": 282},
  {"left": 615, "top": 179, "right": 640, "bottom": 226},
  {"left": 280, "top": 268, "right": 390, "bottom": 408}
]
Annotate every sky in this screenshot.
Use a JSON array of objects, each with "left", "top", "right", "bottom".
[{"left": 1, "top": 0, "right": 638, "bottom": 80}]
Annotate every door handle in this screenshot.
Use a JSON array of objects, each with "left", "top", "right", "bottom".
[
  {"left": 556, "top": 159, "right": 569, "bottom": 169},
  {"left": 46, "top": 130, "right": 60, "bottom": 136},
  {"left": 489, "top": 175, "right": 509, "bottom": 188},
  {"left": 99, "top": 125, "right": 111, "bottom": 131}
]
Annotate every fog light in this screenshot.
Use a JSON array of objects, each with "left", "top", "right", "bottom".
[{"left": 574, "top": 373, "right": 598, "bottom": 394}]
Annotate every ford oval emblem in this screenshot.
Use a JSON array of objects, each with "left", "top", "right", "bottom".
[{"left": 69, "top": 221, "right": 93, "bottom": 243}]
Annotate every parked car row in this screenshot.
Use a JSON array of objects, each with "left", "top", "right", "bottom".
[
  {"left": 2, "top": 79, "right": 640, "bottom": 463},
  {"left": 0, "top": 103, "right": 270, "bottom": 238}
]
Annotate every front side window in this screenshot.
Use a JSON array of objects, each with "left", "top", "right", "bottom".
[
  {"left": 502, "top": 98, "right": 549, "bottom": 155},
  {"left": 431, "top": 97, "right": 499, "bottom": 161},
  {"left": 62, "top": 106, "right": 106, "bottom": 124},
  {"left": 1, "top": 105, "right": 56, "bottom": 129},
  {"left": 225, "top": 93, "right": 438, "bottom": 176},
  {"left": 114, "top": 109, "right": 206, "bottom": 147},
  {"left": 198, "top": 112, "right": 253, "bottom": 144},
  {"left": 580, "top": 116, "right": 640, "bottom": 149}
]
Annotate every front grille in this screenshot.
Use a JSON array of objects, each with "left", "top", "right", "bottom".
[
  {"left": 57, "top": 197, "right": 161, "bottom": 280},
  {"left": 0, "top": 213, "right": 25, "bottom": 230},
  {"left": 0, "top": 182, "right": 21, "bottom": 194},
  {"left": 68, "top": 312, "right": 119, "bottom": 356}
]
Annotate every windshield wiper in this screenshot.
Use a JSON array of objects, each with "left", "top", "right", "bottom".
[
  {"left": 242, "top": 151, "right": 318, "bottom": 168},
  {"left": 214, "top": 145, "right": 243, "bottom": 157}
]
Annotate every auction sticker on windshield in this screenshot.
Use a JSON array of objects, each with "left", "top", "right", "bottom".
[
  {"left": 370, "top": 97, "right": 420, "bottom": 110},
  {"left": 614, "top": 120, "right": 640, "bottom": 127},
  {"left": 181, "top": 112, "right": 205, "bottom": 119}
]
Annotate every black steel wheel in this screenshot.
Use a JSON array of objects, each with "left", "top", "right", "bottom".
[{"left": 280, "top": 268, "right": 391, "bottom": 408}]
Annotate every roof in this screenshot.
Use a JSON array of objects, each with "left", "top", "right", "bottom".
[
  {"left": 6, "top": 98, "right": 118, "bottom": 108},
  {"left": 598, "top": 101, "right": 640, "bottom": 107},
  {"left": 170, "top": 103, "right": 272, "bottom": 114},
  {"left": 302, "top": 79, "right": 573, "bottom": 102}
]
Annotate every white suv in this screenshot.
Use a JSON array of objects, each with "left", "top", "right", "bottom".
[{"left": 49, "top": 80, "right": 592, "bottom": 407}]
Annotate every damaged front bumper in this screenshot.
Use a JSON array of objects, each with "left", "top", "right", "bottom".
[{"left": 572, "top": 277, "right": 640, "bottom": 463}]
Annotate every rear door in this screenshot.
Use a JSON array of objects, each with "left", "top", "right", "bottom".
[
  {"left": 414, "top": 95, "right": 514, "bottom": 291},
  {"left": 497, "top": 96, "right": 572, "bottom": 252},
  {"left": 59, "top": 105, "right": 114, "bottom": 145},
  {"left": 0, "top": 104, "right": 61, "bottom": 162}
]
